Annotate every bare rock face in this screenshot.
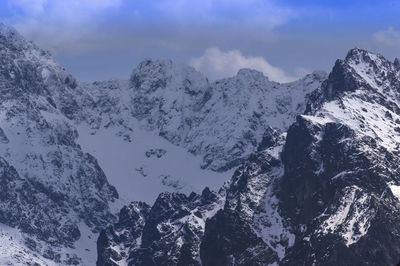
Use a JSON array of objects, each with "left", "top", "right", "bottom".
[{"left": 97, "top": 188, "right": 225, "bottom": 266}]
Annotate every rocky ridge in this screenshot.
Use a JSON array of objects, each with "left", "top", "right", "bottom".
[
  {"left": 77, "top": 59, "right": 326, "bottom": 172},
  {"left": 0, "top": 23, "right": 120, "bottom": 265}
]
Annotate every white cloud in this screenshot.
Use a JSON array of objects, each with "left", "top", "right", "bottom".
[
  {"left": 5, "top": 0, "right": 295, "bottom": 56},
  {"left": 373, "top": 27, "right": 400, "bottom": 47},
  {"left": 190, "top": 47, "right": 297, "bottom": 83},
  {"left": 6, "top": 0, "right": 122, "bottom": 52},
  {"left": 3, "top": 0, "right": 299, "bottom": 81}
]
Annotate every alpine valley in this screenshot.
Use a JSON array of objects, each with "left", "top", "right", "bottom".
[{"left": 0, "top": 23, "right": 400, "bottom": 266}]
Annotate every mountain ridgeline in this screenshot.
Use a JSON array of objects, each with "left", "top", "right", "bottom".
[
  {"left": 0, "top": 23, "right": 399, "bottom": 265},
  {"left": 97, "top": 49, "right": 400, "bottom": 265}
]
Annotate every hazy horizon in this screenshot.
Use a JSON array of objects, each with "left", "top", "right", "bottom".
[{"left": 1, "top": 0, "right": 399, "bottom": 82}]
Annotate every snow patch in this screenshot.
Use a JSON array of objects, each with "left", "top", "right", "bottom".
[
  {"left": 76, "top": 122, "right": 233, "bottom": 207},
  {"left": 318, "top": 186, "right": 373, "bottom": 246},
  {"left": 0, "top": 223, "right": 56, "bottom": 266},
  {"left": 389, "top": 184, "right": 400, "bottom": 201}
]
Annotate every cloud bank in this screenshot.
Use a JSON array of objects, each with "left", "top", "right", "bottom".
[
  {"left": 190, "top": 47, "right": 297, "bottom": 83},
  {"left": 5, "top": 0, "right": 294, "bottom": 54},
  {"left": 373, "top": 27, "right": 400, "bottom": 47},
  {"left": 6, "top": 0, "right": 122, "bottom": 52}
]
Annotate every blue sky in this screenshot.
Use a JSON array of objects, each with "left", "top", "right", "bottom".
[{"left": 1, "top": 0, "right": 399, "bottom": 82}]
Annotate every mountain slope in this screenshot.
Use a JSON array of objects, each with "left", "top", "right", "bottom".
[{"left": 0, "top": 23, "right": 119, "bottom": 265}]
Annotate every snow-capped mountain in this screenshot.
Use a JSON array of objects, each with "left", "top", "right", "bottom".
[
  {"left": 6, "top": 21, "right": 399, "bottom": 266},
  {"left": 129, "top": 60, "right": 326, "bottom": 171},
  {"left": 77, "top": 58, "right": 326, "bottom": 174},
  {"left": 98, "top": 48, "right": 400, "bottom": 266},
  {"left": 72, "top": 58, "right": 325, "bottom": 204},
  {"left": 0, "top": 23, "right": 327, "bottom": 265}
]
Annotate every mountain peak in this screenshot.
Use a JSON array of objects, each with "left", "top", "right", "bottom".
[
  {"left": 305, "top": 48, "right": 400, "bottom": 115},
  {"left": 0, "top": 23, "right": 29, "bottom": 50},
  {"left": 308, "top": 70, "right": 328, "bottom": 80},
  {"left": 236, "top": 68, "right": 268, "bottom": 80},
  {"left": 0, "top": 22, "right": 18, "bottom": 37},
  {"left": 344, "top": 47, "right": 391, "bottom": 69},
  {"left": 136, "top": 58, "right": 173, "bottom": 71},
  {"left": 344, "top": 47, "right": 379, "bottom": 62},
  {"left": 130, "top": 58, "right": 208, "bottom": 90}
]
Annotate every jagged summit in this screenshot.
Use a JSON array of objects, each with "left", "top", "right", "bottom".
[
  {"left": 0, "top": 22, "right": 48, "bottom": 58},
  {"left": 344, "top": 47, "right": 390, "bottom": 67},
  {"left": 345, "top": 47, "right": 373, "bottom": 59},
  {"left": 345, "top": 47, "right": 394, "bottom": 71},
  {"left": 130, "top": 58, "right": 209, "bottom": 87},
  {"left": 306, "top": 47, "right": 400, "bottom": 114},
  {"left": 308, "top": 69, "right": 328, "bottom": 79},
  {"left": 0, "top": 22, "right": 22, "bottom": 42},
  {"left": 0, "top": 21, "right": 76, "bottom": 97},
  {"left": 236, "top": 68, "right": 270, "bottom": 81},
  {"left": 0, "top": 23, "right": 15, "bottom": 36}
]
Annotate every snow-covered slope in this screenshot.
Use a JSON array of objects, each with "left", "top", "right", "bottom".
[
  {"left": 186, "top": 69, "right": 326, "bottom": 171},
  {"left": 76, "top": 121, "right": 232, "bottom": 205},
  {"left": 0, "top": 223, "right": 58, "bottom": 266},
  {"left": 72, "top": 71, "right": 233, "bottom": 206}
]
